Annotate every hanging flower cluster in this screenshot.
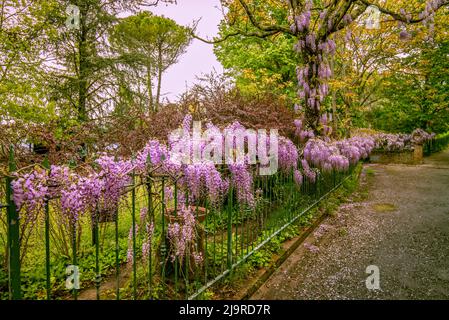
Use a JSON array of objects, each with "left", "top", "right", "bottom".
[
  {"left": 320, "top": 113, "right": 333, "bottom": 137},
  {"left": 337, "top": 137, "right": 375, "bottom": 165},
  {"left": 278, "top": 137, "right": 299, "bottom": 172},
  {"left": 126, "top": 223, "right": 139, "bottom": 264},
  {"left": 135, "top": 140, "right": 168, "bottom": 172},
  {"left": 167, "top": 206, "right": 202, "bottom": 265},
  {"left": 95, "top": 156, "right": 133, "bottom": 211},
  {"left": 228, "top": 162, "right": 255, "bottom": 207},
  {"left": 293, "top": 169, "right": 303, "bottom": 187},
  {"left": 139, "top": 207, "right": 155, "bottom": 261},
  {"left": 127, "top": 207, "right": 155, "bottom": 263},
  {"left": 11, "top": 167, "right": 48, "bottom": 223},
  {"left": 142, "top": 221, "right": 154, "bottom": 261},
  {"left": 417, "top": 0, "right": 446, "bottom": 40},
  {"left": 304, "top": 139, "right": 348, "bottom": 172},
  {"left": 301, "top": 159, "right": 317, "bottom": 184},
  {"left": 181, "top": 161, "right": 227, "bottom": 203},
  {"left": 293, "top": 19, "right": 337, "bottom": 116}
]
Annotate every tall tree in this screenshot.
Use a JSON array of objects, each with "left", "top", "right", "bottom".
[{"left": 111, "top": 11, "right": 191, "bottom": 113}]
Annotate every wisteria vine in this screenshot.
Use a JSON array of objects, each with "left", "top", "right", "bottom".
[{"left": 12, "top": 114, "right": 429, "bottom": 263}]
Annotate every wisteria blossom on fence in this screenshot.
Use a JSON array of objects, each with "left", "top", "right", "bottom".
[{"left": 10, "top": 115, "right": 379, "bottom": 224}]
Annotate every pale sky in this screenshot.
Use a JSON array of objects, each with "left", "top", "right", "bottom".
[{"left": 148, "top": 0, "right": 225, "bottom": 102}]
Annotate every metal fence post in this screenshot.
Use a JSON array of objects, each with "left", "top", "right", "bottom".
[
  {"left": 6, "top": 145, "right": 21, "bottom": 300},
  {"left": 131, "top": 167, "right": 137, "bottom": 300}
]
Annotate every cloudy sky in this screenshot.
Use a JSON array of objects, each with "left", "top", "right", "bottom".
[{"left": 148, "top": 0, "right": 225, "bottom": 102}]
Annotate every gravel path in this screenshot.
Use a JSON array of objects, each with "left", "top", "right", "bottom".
[{"left": 251, "top": 148, "right": 449, "bottom": 300}]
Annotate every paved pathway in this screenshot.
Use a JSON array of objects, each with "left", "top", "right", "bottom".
[{"left": 252, "top": 149, "right": 449, "bottom": 300}]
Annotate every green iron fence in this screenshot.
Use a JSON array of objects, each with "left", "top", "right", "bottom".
[
  {"left": 2, "top": 132, "right": 448, "bottom": 300},
  {"left": 424, "top": 132, "right": 449, "bottom": 156},
  {"left": 0, "top": 146, "right": 365, "bottom": 300}
]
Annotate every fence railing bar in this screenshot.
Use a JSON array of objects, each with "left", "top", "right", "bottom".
[{"left": 188, "top": 168, "right": 354, "bottom": 300}]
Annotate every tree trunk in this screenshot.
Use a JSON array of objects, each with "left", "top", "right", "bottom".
[
  {"left": 305, "top": 105, "right": 320, "bottom": 133},
  {"left": 77, "top": 4, "right": 88, "bottom": 122},
  {"left": 156, "top": 69, "right": 162, "bottom": 113}
]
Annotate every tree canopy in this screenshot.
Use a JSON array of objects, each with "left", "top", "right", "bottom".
[{"left": 111, "top": 11, "right": 191, "bottom": 113}]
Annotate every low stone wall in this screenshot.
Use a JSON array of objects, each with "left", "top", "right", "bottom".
[{"left": 369, "top": 144, "right": 423, "bottom": 165}]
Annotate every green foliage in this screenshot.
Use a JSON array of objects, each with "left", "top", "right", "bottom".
[
  {"left": 214, "top": 2, "right": 298, "bottom": 102},
  {"left": 0, "top": 262, "right": 8, "bottom": 300},
  {"left": 13, "top": 234, "right": 130, "bottom": 300},
  {"left": 196, "top": 289, "right": 215, "bottom": 300}
]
